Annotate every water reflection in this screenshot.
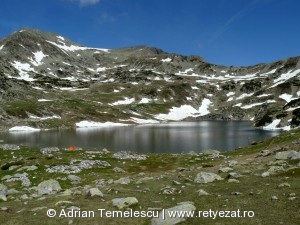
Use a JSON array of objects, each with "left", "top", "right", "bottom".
[{"left": 0, "top": 121, "right": 280, "bottom": 153}]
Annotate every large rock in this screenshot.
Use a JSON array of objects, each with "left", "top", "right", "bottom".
[
  {"left": 0, "top": 144, "right": 20, "bottom": 150},
  {"left": 40, "top": 147, "right": 60, "bottom": 155},
  {"left": 275, "top": 150, "right": 297, "bottom": 160},
  {"left": 112, "top": 197, "right": 138, "bottom": 209},
  {"left": 86, "top": 188, "right": 104, "bottom": 197},
  {"left": 114, "top": 177, "right": 131, "bottom": 185},
  {"left": 36, "top": 179, "right": 61, "bottom": 195},
  {"left": 194, "top": 172, "right": 223, "bottom": 183},
  {"left": 151, "top": 202, "right": 196, "bottom": 225},
  {"left": 0, "top": 183, "right": 8, "bottom": 201}
]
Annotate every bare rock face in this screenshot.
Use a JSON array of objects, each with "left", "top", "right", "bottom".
[{"left": 0, "top": 28, "right": 300, "bottom": 130}]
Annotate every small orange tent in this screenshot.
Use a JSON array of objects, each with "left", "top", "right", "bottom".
[{"left": 68, "top": 146, "right": 76, "bottom": 151}]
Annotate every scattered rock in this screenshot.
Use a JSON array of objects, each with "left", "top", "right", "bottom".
[
  {"left": 36, "top": 179, "right": 62, "bottom": 195},
  {"left": 160, "top": 186, "right": 181, "bottom": 195},
  {"left": 172, "top": 180, "right": 181, "bottom": 185},
  {"left": 151, "top": 202, "right": 196, "bottom": 225},
  {"left": 258, "top": 150, "right": 271, "bottom": 157},
  {"left": 67, "top": 175, "right": 81, "bottom": 182},
  {"left": 0, "top": 144, "right": 20, "bottom": 150},
  {"left": 261, "top": 172, "right": 270, "bottom": 177},
  {"left": 0, "top": 184, "right": 7, "bottom": 201},
  {"left": 278, "top": 183, "right": 290, "bottom": 188},
  {"left": 228, "top": 160, "right": 238, "bottom": 167},
  {"left": 40, "top": 147, "right": 60, "bottom": 155},
  {"left": 218, "top": 167, "right": 233, "bottom": 173},
  {"left": 1, "top": 173, "right": 31, "bottom": 186},
  {"left": 194, "top": 172, "right": 223, "bottom": 183},
  {"left": 112, "top": 197, "right": 138, "bottom": 210},
  {"left": 136, "top": 177, "right": 154, "bottom": 184},
  {"left": 1, "top": 160, "right": 24, "bottom": 170},
  {"left": 17, "top": 165, "right": 38, "bottom": 172},
  {"left": 197, "top": 189, "right": 209, "bottom": 196},
  {"left": 112, "top": 151, "right": 147, "bottom": 160},
  {"left": 275, "top": 150, "right": 297, "bottom": 160},
  {"left": 86, "top": 188, "right": 104, "bottom": 197},
  {"left": 267, "top": 166, "right": 285, "bottom": 174},
  {"left": 113, "top": 167, "right": 126, "bottom": 173},
  {"left": 228, "top": 172, "right": 242, "bottom": 179},
  {"left": 114, "top": 177, "right": 131, "bottom": 185},
  {"left": 228, "top": 178, "right": 240, "bottom": 183},
  {"left": 46, "top": 160, "right": 111, "bottom": 174}
]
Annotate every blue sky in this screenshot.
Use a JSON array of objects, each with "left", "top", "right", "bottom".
[{"left": 0, "top": 0, "right": 299, "bottom": 66}]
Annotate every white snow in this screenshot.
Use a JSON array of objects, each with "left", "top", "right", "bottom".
[
  {"left": 11, "top": 61, "right": 36, "bottom": 81},
  {"left": 0, "top": 45, "right": 4, "bottom": 51},
  {"left": 38, "top": 99, "right": 53, "bottom": 102},
  {"left": 130, "top": 117, "right": 159, "bottom": 124},
  {"left": 32, "top": 86, "right": 44, "bottom": 90},
  {"left": 286, "top": 106, "right": 300, "bottom": 111},
  {"left": 279, "top": 93, "right": 296, "bottom": 103},
  {"left": 139, "top": 98, "right": 151, "bottom": 104},
  {"left": 226, "top": 92, "right": 235, "bottom": 97},
  {"left": 236, "top": 93, "right": 254, "bottom": 100},
  {"left": 112, "top": 97, "right": 135, "bottom": 106},
  {"left": 9, "top": 126, "right": 41, "bottom": 132},
  {"left": 30, "top": 51, "right": 47, "bottom": 66},
  {"left": 57, "top": 36, "right": 65, "bottom": 41},
  {"left": 270, "top": 69, "right": 300, "bottom": 88},
  {"left": 155, "top": 105, "right": 199, "bottom": 121},
  {"left": 46, "top": 40, "right": 110, "bottom": 53},
  {"left": 227, "top": 97, "right": 233, "bottom": 102},
  {"left": 263, "top": 119, "right": 281, "bottom": 130},
  {"left": 113, "top": 89, "right": 120, "bottom": 93},
  {"left": 76, "top": 120, "right": 128, "bottom": 128},
  {"left": 58, "top": 87, "right": 88, "bottom": 91},
  {"left": 97, "top": 67, "right": 107, "bottom": 72},
  {"left": 191, "top": 86, "right": 199, "bottom": 90},
  {"left": 29, "top": 114, "right": 61, "bottom": 120},
  {"left": 161, "top": 58, "right": 172, "bottom": 63},
  {"left": 257, "top": 94, "right": 272, "bottom": 98},
  {"left": 260, "top": 68, "right": 277, "bottom": 75},
  {"left": 240, "top": 100, "right": 276, "bottom": 109},
  {"left": 198, "top": 98, "right": 212, "bottom": 116}
]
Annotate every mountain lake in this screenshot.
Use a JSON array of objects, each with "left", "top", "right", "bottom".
[{"left": 0, "top": 121, "right": 281, "bottom": 153}]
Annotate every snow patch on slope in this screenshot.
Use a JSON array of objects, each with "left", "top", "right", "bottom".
[
  {"left": 279, "top": 93, "right": 296, "bottom": 103},
  {"left": 270, "top": 69, "right": 300, "bottom": 88},
  {"left": 155, "top": 105, "right": 199, "bottom": 121},
  {"left": 76, "top": 121, "right": 128, "bottom": 128},
  {"left": 198, "top": 98, "right": 212, "bottom": 116},
  {"left": 112, "top": 98, "right": 135, "bottom": 106},
  {"left": 46, "top": 40, "right": 110, "bottom": 53},
  {"left": 9, "top": 126, "right": 41, "bottom": 132},
  {"left": 11, "top": 61, "right": 36, "bottom": 81}
]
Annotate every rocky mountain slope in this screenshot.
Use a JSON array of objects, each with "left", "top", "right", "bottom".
[{"left": 0, "top": 28, "right": 300, "bottom": 130}]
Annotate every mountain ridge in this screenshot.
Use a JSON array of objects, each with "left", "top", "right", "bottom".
[{"left": 0, "top": 28, "right": 300, "bottom": 131}]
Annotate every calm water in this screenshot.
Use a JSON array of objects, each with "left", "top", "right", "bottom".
[{"left": 0, "top": 121, "right": 280, "bottom": 153}]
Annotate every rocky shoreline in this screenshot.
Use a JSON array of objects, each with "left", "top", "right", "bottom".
[{"left": 0, "top": 129, "right": 299, "bottom": 225}]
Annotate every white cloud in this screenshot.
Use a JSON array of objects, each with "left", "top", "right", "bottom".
[{"left": 79, "top": 0, "right": 100, "bottom": 6}]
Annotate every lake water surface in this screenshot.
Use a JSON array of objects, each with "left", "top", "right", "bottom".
[{"left": 0, "top": 121, "right": 281, "bottom": 153}]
